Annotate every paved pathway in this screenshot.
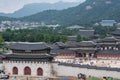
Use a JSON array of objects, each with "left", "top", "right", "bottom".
[{"left": 0, "top": 76, "right": 48, "bottom": 80}]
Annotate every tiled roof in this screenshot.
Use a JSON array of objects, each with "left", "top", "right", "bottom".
[
  {"left": 93, "top": 39, "right": 102, "bottom": 43},
  {"left": 77, "top": 49, "right": 96, "bottom": 53},
  {"left": 78, "top": 30, "right": 95, "bottom": 37},
  {"left": 6, "top": 54, "right": 52, "bottom": 59},
  {"left": 54, "top": 42, "right": 65, "bottom": 47},
  {"left": 64, "top": 42, "right": 79, "bottom": 48},
  {"left": 111, "top": 28, "right": 120, "bottom": 35},
  {"left": 5, "top": 42, "right": 50, "bottom": 51},
  {"left": 50, "top": 42, "right": 65, "bottom": 49},
  {"left": 4, "top": 53, "right": 53, "bottom": 61},
  {"left": 101, "top": 37, "right": 119, "bottom": 42},
  {"left": 97, "top": 50, "right": 120, "bottom": 54},
  {"left": 94, "top": 37, "right": 119, "bottom": 43},
  {"left": 77, "top": 41, "right": 97, "bottom": 47},
  {"left": 67, "top": 36, "right": 77, "bottom": 42},
  {"left": 99, "top": 43, "right": 118, "bottom": 47},
  {"left": 0, "top": 53, "right": 6, "bottom": 58},
  {"left": 50, "top": 44, "right": 61, "bottom": 50},
  {"left": 51, "top": 49, "right": 76, "bottom": 54}
]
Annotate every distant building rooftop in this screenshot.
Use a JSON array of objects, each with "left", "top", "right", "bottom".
[
  {"left": 100, "top": 20, "right": 117, "bottom": 26},
  {"left": 77, "top": 41, "right": 97, "bottom": 47},
  {"left": 101, "top": 20, "right": 116, "bottom": 23},
  {"left": 5, "top": 42, "right": 50, "bottom": 51},
  {"left": 78, "top": 30, "right": 97, "bottom": 38},
  {"left": 111, "top": 28, "right": 120, "bottom": 35},
  {"left": 101, "top": 37, "right": 119, "bottom": 42},
  {"left": 67, "top": 25, "right": 84, "bottom": 29},
  {"left": 67, "top": 36, "right": 77, "bottom": 42}
]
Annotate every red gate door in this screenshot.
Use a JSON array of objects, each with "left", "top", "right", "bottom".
[
  {"left": 24, "top": 67, "right": 31, "bottom": 75},
  {"left": 13, "top": 67, "right": 18, "bottom": 75},
  {"left": 37, "top": 68, "right": 43, "bottom": 76}
]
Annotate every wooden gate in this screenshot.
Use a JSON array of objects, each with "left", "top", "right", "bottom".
[
  {"left": 24, "top": 66, "right": 31, "bottom": 75},
  {"left": 13, "top": 67, "right": 18, "bottom": 75},
  {"left": 37, "top": 68, "right": 43, "bottom": 76}
]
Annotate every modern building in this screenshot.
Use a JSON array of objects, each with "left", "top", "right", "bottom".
[{"left": 100, "top": 20, "right": 117, "bottom": 26}]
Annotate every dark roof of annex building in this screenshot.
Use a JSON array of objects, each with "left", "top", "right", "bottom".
[
  {"left": 50, "top": 42, "right": 66, "bottom": 50},
  {"left": 111, "top": 28, "right": 120, "bottom": 35},
  {"left": 93, "top": 39, "right": 102, "bottom": 43},
  {"left": 77, "top": 41, "right": 97, "bottom": 47},
  {"left": 99, "top": 44, "right": 119, "bottom": 47},
  {"left": 93, "top": 37, "right": 119, "bottom": 43},
  {"left": 50, "top": 44, "right": 61, "bottom": 50},
  {"left": 64, "top": 42, "right": 79, "bottom": 48},
  {"left": 67, "top": 36, "right": 77, "bottom": 42},
  {"left": 5, "top": 42, "right": 50, "bottom": 51},
  {"left": 54, "top": 42, "right": 65, "bottom": 47},
  {"left": 78, "top": 30, "right": 95, "bottom": 37},
  {"left": 51, "top": 49, "right": 77, "bottom": 54},
  {"left": 97, "top": 50, "right": 120, "bottom": 54},
  {"left": 0, "top": 53, "right": 6, "bottom": 58},
  {"left": 101, "top": 37, "right": 119, "bottom": 42},
  {"left": 77, "top": 49, "right": 97, "bottom": 53}
]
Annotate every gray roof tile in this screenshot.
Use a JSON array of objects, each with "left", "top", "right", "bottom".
[{"left": 5, "top": 42, "right": 50, "bottom": 50}]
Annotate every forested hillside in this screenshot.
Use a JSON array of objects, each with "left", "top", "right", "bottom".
[
  {"left": 20, "top": 0, "right": 120, "bottom": 26},
  {"left": 0, "top": 16, "right": 16, "bottom": 22},
  {"left": 0, "top": 2, "right": 79, "bottom": 18}
]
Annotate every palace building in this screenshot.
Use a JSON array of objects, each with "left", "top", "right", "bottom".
[
  {"left": 0, "top": 42, "right": 53, "bottom": 77},
  {"left": 111, "top": 28, "right": 120, "bottom": 39},
  {"left": 51, "top": 49, "right": 78, "bottom": 62},
  {"left": 0, "top": 37, "right": 119, "bottom": 77},
  {"left": 95, "top": 37, "right": 120, "bottom": 59},
  {"left": 53, "top": 37, "right": 120, "bottom": 62}
]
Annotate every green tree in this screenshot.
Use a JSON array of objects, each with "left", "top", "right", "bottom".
[
  {"left": 77, "top": 35, "right": 82, "bottom": 42},
  {"left": 0, "top": 36, "right": 4, "bottom": 48}
]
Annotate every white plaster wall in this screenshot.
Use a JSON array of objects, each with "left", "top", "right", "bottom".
[
  {"left": 3, "top": 61, "right": 51, "bottom": 77},
  {"left": 2, "top": 61, "right": 120, "bottom": 79},
  {"left": 0, "top": 63, "right": 4, "bottom": 70},
  {"left": 53, "top": 63, "right": 120, "bottom": 79}
]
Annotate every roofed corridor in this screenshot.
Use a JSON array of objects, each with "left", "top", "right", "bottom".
[{"left": 73, "top": 59, "right": 120, "bottom": 68}]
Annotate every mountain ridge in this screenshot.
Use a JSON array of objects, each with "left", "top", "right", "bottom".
[
  {"left": 20, "top": 0, "right": 120, "bottom": 26},
  {"left": 0, "top": 2, "right": 80, "bottom": 18}
]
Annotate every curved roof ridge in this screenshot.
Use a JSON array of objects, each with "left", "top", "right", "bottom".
[{"left": 78, "top": 41, "right": 97, "bottom": 47}]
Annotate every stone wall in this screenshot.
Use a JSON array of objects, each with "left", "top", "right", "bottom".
[
  {"left": 3, "top": 61, "right": 51, "bottom": 77},
  {"left": 2, "top": 61, "right": 120, "bottom": 79},
  {"left": 53, "top": 63, "right": 120, "bottom": 79}
]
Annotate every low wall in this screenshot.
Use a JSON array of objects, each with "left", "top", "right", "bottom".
[{"left": 53, "top": 63, "right": 120, "bottom": 79}]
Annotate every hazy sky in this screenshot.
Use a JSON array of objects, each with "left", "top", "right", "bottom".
[{"left": 0, "top": 0, "right": 85, "bottom": 13}]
